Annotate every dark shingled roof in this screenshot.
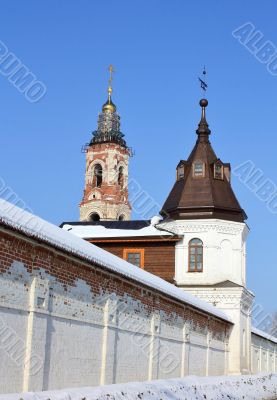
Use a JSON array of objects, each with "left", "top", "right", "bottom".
[
  {"left": 60, "top": 220, "right": 151, "bottom": 230},
  {"left": 161, "top": 99, "right": 247, "bottom": 223}
]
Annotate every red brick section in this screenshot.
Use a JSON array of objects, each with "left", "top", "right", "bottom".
[
  {"left": 80, "top": 142, "right": 131, "bottom": 209},
  {"left": 0, "top": 225, "right": 230, "bottom": 339}
]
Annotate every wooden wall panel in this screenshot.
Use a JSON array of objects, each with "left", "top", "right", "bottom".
[{"left": 91, "top": 241, "right": 176, "bottom": 283}]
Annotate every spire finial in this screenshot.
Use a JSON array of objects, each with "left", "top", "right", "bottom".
[
  {"left": 102, "top": 65, "right": 116, "bottom": 113},
  {"left": 196, "top": 99, "right": 211, "bottom": 139},
  {"left": 108, "top": 64, "right": 115, "bottom": 99}
]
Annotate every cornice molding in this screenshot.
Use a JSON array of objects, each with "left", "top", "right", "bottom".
[{"left": 159, "top": 221, "right": 245, "bottom": 236}]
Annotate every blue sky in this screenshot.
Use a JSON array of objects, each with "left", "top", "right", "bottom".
[{"left": 0, "top": 1, "right": 276, "bottom": 318}]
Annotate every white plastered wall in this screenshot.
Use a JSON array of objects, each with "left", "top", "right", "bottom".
[
  {"left": 159, "top": 218, "right": 253, "bottom": 374},
  {"left": 251, "top": 333, "right": 277, "bottom": 374},
  {"left": 0, "top": 259, "right": 228, "bottom": 394}
]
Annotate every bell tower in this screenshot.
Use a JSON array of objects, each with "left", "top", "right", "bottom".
[{"left": 80, "top": 66, "right": 132, "bottom": 221}]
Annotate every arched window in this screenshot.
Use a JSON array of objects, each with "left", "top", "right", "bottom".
[
  {"left": 188, "top": 238, "right": 203, "bottom": 272},
  {"left": 89, "top": 212, "right": 100, "bottom": 221},
  {"left": 93, "top": 164, "right": 103, "bottom": 188},
  {"left": 118, "top": 166, "right": 124, "bottom": 188},
  {"left": 118, "top": 214, "right": 125, "bottom": 221}
]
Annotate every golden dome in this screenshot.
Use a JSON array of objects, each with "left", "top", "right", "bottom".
[{"left": 102, "top": 87, "right": 116, "bottom": 113}]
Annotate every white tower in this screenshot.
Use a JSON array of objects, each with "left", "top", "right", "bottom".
[{"left": 160, "top": 98, "right": 254, "bottom": 375}]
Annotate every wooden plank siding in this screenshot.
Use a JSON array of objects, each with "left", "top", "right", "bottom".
[{"left": 89, "top": 239, "right": 177, "bottom": 283}]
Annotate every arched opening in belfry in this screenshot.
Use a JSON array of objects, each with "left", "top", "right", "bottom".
[
  {"left": 89, "top": 213, "right": 100, "bottom": 221},
  {"left": 118, "top": 214, "right": 125, "bottom": 221},
  {"left": 93, "top": 164, "right": 103, "bottom": 188},
  {"left": 118, "top": 166, "right": 124, "bottom": 188}
]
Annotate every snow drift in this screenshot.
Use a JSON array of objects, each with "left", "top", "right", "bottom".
[{"left": 1, "top": 373, "right": 277, "bottom": 400}]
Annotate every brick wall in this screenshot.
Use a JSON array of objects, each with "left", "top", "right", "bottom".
[{"left": 0, "top": 224, "right": 230, "bottom": 394}]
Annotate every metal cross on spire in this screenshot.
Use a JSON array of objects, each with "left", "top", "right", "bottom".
[
  {"left": 198, "top": 67, "right": 208, "bottom": 96},
  {"left": 108, "top": 64, "right": 115, "bottom": 90}
]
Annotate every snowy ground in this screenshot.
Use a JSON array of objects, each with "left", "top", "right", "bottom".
[{"left": 1, "top": 374, "right": 277, "bottom": 400}]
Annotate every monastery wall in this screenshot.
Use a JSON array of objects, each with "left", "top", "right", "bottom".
[
  {"left": 251, "top": 329, "right": 277, "bottom": 374},
  {"left": 0, "top": 215, "right": 229, "bottom": 394},
  {"left": 0, "top": 200, "right": 276, "bottom": 395}
]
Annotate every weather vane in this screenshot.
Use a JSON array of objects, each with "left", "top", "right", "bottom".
[{"left": 198, "top": 67, "right": 208, "bottom": 96}]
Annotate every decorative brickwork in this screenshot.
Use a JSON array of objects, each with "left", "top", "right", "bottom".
[
  {"left": 0, "top": 227, "right": 228, "bottom": 331},
  {"left": 80, "top": 142, "right": 131, "bottom": 221}
]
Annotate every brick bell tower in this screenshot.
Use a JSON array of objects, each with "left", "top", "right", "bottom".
[{"left": 80, "top": 66, "right": 132, "bottom": 221}]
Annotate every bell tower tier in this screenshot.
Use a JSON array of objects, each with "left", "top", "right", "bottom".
[{"left": 79, "top": 66, "right": 132, "bottom": 221}]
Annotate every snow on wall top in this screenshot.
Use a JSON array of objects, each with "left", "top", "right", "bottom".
[
  {"left": 0, "top": 199, "right": 231, "bottom": 323},
  {"left": 252, "top": 326, "right": 277, "bottom": 344}
]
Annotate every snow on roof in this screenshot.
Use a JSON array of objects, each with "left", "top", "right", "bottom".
[
  {"left": 62, "top": 222, "right": 174, "bottom": 239},
  {"left": 61, "top": 216, "right": 176, "bottom": 239},
  {"left": 0, "top": 199, "right": 231, "bottom": 323},
  {"left": 61, "top": 219, "right": 156, "bottom": 230},
  {"left": 252, "top": 326, "right": 277, "bottom": 344}
]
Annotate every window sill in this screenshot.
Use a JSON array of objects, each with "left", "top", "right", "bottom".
[{"left": 187, "top": 270, "right": 203, "bottom": 273}]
